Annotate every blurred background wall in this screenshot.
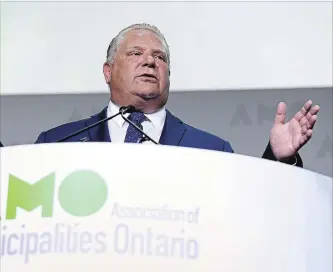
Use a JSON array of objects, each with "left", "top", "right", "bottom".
[{"left": 1, "top": 1, "right": 332, "bottom": 176}]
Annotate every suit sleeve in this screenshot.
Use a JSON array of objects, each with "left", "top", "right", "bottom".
[
  {"left": 34, "top": 131, "right": 47, "bottom": 144},
  {"left": 222, "top": 141, "right": 234, "bottom": 153},
  {"left": 261, "top": 142, "right": 303, "bottom": 168}
]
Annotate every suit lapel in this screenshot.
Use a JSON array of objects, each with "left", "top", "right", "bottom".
[
  {"left": 83, "top": 107, "right": 185, "bottom": 145},
  {"left": 159, "top": 110, "right": 186, "bottom": 146},
  {"left": 85, "top": 107, "right": 111, "bottom": 142}
]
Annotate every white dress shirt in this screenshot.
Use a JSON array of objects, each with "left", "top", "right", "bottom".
[{"left": 107, "top": 100, "right": 166, "bottom": 144}]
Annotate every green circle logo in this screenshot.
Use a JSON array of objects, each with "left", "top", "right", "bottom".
[{"left": 58, "top": 170, "right": 108, "bottom": 216}]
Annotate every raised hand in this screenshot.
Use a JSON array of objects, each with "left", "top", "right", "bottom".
[{"left": 269, "top": 100, "right": 320, "bottom": 161}]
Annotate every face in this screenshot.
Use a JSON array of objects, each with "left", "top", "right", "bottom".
[{"left": 103, "top": 29, "right": 170, "bottom": 113}]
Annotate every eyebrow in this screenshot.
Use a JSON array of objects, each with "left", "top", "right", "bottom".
[
  {"left": 127, "top": 46, "right": 143, "bottom": 51},
  {"left": 127, "top": 46, "right": 166, "bottom": 55}
]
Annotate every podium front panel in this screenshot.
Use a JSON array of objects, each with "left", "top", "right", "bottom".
[{"left": 1, "top": 143, "right": 332, "bottom": 271}]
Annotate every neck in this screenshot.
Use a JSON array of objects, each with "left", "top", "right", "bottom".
[{"left": 110, "top": 94, "right": 167, "bottom": 114}]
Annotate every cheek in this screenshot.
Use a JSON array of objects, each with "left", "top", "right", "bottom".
[
  {"left": 117, "top": 64, "right": 134, "bottom": 82},
  {"left": 160, "top": 69, "right": 170, "bottom": 88}
]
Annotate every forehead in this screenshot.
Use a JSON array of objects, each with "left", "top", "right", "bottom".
[{"left": 119, "top": 29, "right": 165, "bottom": 51}]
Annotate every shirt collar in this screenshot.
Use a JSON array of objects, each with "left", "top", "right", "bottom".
[{"left": 107, "top": 100, "right": 166, "bottom": 129}]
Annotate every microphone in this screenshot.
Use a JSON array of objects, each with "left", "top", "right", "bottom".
[
  {"left": 56, "top": 105, "right": 135, "bottom": 142},
  {"left": 120, "top": 110, "right": 159, "bottom": 145}
]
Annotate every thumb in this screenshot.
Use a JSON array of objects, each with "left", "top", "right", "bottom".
[{"left": 274, "top": 102, "right": 287, "bottom": 124}]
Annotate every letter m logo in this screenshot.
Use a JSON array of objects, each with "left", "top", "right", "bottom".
[{"left": 6, "top": 173, "right": 55, "bottom": 219}]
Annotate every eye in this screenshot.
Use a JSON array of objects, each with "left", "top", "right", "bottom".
[
  {"left": 155, "top": 55, "right": 166, "bottom": 62},
  {"left": 130, "top": 51, "right": 141, "bottom": 56}
]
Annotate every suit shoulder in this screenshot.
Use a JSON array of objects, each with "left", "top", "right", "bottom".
[
  {"left": 179, "top": 119, "right": 233, "bottom": 152},
  {"left": 183, "top": 122, "right": 227, "bottom": 142},
  {"left": 41, "top": 107, "right": 107, "bottom": 137},
  {"left": 35, "top": 116, "right": 95, "bottom": 143},
  {"left": 43, "top": 117, "right": 90, "bottom": 134}
]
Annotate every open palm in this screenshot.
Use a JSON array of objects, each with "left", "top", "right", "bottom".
[{"left": 270, "top": 100, "right": 320, "bottom": 161}]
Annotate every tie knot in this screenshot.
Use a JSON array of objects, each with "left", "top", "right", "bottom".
[{"left": 129, "top": 112, "right": 147, "bottom": 125}]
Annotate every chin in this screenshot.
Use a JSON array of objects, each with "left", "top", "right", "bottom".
[
  {"left": 134, "top": 89, "right": 161, "bottom": 100},
  {"left": 139, "top": 93, "right": 160, "bottom": 100},
  {"left": 131, "top": 91, "right": 168, "bottom": 113}
]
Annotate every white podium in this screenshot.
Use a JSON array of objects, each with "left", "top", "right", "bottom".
[{"left": 0, "top": 143, "right": 332, "bottom": 272}]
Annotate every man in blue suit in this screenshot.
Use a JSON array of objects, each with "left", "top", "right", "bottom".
[{"left": 35, "top": 23, "right": 320, "bottom": 167}]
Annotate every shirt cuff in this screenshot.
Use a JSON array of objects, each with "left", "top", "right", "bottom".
[{"left": 277, "top": 156, "right": 297, "bottom": 166}]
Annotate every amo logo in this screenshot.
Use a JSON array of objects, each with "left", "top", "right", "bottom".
[{"left": 2, "top": 170, "right": 108, "bottom": 220}]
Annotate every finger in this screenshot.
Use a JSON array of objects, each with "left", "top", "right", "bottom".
[
  {"left": 304, "top": 104, "right": 320, "bottom": 122},
  {"left": 309, "top": 104, "right": 320, "bottom": 116},
  {"left": 300, "top": 129, "right": 313, "bottom": 146},
  {"left": 300, "top": 105, "right": 319, "bottom": 126},
  {"left": 294, "top": 100, "right": 312, "bottom": 121},
  {"left": 304, "top": 129, "right": 313, "bottom": 142},
  {"left": 274, "top": 102, "right": 287, "bottom": 124},
  {"left": 307, "top": 115, "right": 317, "bottom": 129},
  {"left": 300, "top": 115, "right": 309, "bottom": 126},
  {"left": 300, "top": 107, "right": 318, "bottom": 125},
  {"left": 306, "top": 105, "right": 320, "bottom": 119},
  {"left": 306, "top": 129, "right": 313, "bottom": 138},
  {"left": 301, "top": 125, "right": 308, "bottom": 134}
]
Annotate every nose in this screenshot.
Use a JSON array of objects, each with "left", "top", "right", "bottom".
[{"left": 142, "top": 54, "right": 156, "bottom": 68}]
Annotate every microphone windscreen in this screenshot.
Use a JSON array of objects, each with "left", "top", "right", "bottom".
[{"left": 119, "top": 105, "right": 136, "bottom": 113}]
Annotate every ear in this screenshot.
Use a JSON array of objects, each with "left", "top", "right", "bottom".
[{"left": 103, "top": 62, "right": 112, "bottom": 84}]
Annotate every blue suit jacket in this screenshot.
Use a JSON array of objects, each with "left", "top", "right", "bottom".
[
  {"left": 35, "top": 107, "right": 234, "bottom": 152},
  {"left": 34, "top": 107, "right": 302, "bottom": 166}
]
